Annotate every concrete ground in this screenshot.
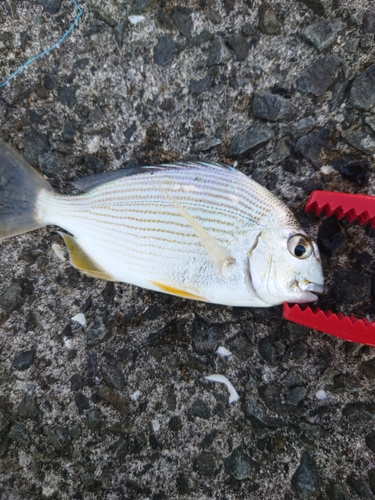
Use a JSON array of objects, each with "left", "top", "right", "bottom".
[{"left": 0, "top": 0, "right": 375, "bottom": 498}]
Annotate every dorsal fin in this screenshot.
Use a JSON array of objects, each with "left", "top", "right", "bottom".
[
  {"left": 71, "top": 161, "right": 235, "bottom": 192},
  {"left": 59, "top": 232, "right": 116, "bottom": 281},
  {"left": 71, "top": 166, "right": 163, "bottom": 191}
]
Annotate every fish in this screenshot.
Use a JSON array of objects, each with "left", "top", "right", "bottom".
[{"left": 0, "top": 140, "right": 324, "bottom": 307}]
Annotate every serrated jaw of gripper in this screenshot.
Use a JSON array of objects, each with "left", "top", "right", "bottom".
[
  {"left": 282, "top": 303, "right": 375, "bottom": 347},
  {"left": 305, "top": 191, "right": 375, "bottom": 228}
]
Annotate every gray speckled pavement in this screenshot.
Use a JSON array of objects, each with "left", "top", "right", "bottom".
[{"left": 0, "top": 0, "right": 375, "bottom": 498}]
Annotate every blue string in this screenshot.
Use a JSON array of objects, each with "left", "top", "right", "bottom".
[{"left": 0, "top": 0, "right": 82, "bottom": 88}]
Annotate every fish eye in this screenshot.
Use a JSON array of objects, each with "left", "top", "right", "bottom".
[{"left": 287, "top": 234, "right": 313, "bottom": 259}]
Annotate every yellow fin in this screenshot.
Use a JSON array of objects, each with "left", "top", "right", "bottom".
[
  {"left": 59, "top": 232, "right": 116, "bottom": 281},
  {"left": 151, "top": 281, "right": 207, "bottom": 302},
  {"left": 159, "top": 188, "right": 236, "bottom": 276}
]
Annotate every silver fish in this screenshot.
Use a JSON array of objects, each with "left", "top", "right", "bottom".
[{"left": 0, "top": 140, "right": 324, "bottom": 307}]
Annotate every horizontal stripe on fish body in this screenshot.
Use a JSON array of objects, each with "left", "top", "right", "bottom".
[
  {"left": 38, "top": 165, "right": 297, "bottom": 231},
  {"left": 74, "top": 165, "right": 285, "bottom": 216}
]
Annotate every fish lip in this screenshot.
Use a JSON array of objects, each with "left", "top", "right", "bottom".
[
  {"left": 292, "top": 291, "right": 318, "bottom": 303},
  {"left": 298, "top": 281, "right": 324, "bottom": 294}
]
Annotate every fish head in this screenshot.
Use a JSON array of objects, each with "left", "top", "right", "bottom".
[{"left": 247, "top": 228, "right": 324, "bottom": 306}]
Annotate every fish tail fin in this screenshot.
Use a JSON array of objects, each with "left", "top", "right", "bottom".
[{"left": 0, "top": 140, "right": 54, "bottom": 239}]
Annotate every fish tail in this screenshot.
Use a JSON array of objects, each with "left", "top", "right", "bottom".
[{"left": 0, "top": 140, "right": 54, "bottom": 239}]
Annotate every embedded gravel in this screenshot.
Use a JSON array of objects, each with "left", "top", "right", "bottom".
[{"left": 1, "top": 0, "right": 375, "bottom": 499}]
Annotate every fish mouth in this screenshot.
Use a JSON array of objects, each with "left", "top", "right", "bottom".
[{"left": 298, "top": 280, "right": 324, "bottom": 295}]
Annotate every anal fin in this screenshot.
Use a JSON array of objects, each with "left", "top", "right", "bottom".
[
  {"left": 151, "top": 280, "right": 207, "bottom": 302},
  {"left": 59, "top": 232, "right": 116, "bottom": 281}
]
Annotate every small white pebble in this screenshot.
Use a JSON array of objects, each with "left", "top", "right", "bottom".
[
  {"left": 128, "top": 15, "right": 145, "bottom": 24},
  {"left": 216, "top": 346, "right": 233, "bottom": 357},
  {"left": 316, "top": 390, "right": 327, "bottom": 400},
  {"left": 130, "top": 390, "right": 141, "bottom": 401},
  {"left": 71, "top": 313, "right": 86, "bottom": 327},
  {"left": 87, "top": 136, "right": 100, "bottom": 154},
  {"left": 51, "top": 243, "right": 66, "bottom": 261},
  {"left": 42, "top": 486, "right": 56, "bottom": 497},
  {"left": 151, "top": 420, "right": 160, "bottom": 432},
  {"left": 205, "top": 374, "right": 240, "bottom": 404},
  {"left": 320, "top": 165, "right": 336, "bottom": 175},
  {"left": 63, "top": 338, "right": 73, "bottom": 348},
  {"left": 233, "top": 161, "right": 238, "bottom": 168}
]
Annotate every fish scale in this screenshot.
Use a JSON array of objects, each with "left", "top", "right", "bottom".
[{"left": 0, "top": 140, "right": 324, "bottom": 307}]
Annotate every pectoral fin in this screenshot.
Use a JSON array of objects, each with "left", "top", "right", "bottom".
[
  {"left": 59, "top": 232, "right": 116, "bottom": 281},
  {"left": 160, "top": 188, "right": 236, "bottom": 275}
]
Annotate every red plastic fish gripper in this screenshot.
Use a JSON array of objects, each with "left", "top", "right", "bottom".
[
  {"left": 305, "top": 190, "right": 375, "bottom": 227},
  {"left": 282, "top": 190, "right": 375, "bottom": 346},
  {"left": 283, "top": 303, "right": 375, "bottom": 347}
]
